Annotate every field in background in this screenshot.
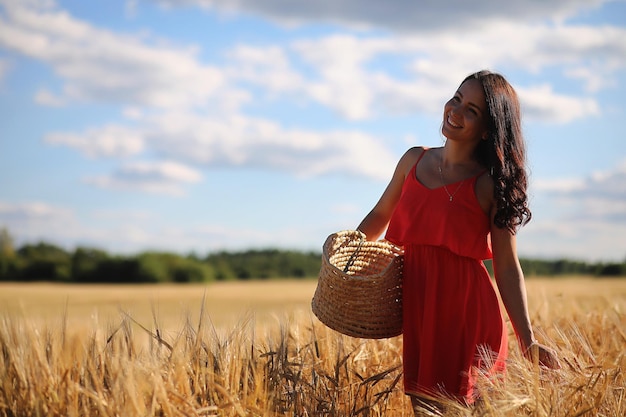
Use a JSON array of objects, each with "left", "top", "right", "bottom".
[
  {"left": 2, "top": 277, "right": 624, "bottom": 330},
  {"left": 0, "top": 280, "right": 317, "bottom": 333},
  {"left": 1, "top": 277, "right": 625, "bottom": 416}
]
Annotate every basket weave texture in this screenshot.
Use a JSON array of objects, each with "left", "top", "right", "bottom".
[{"left": 311, "top": 230, "right": 403, "bottom": 339}]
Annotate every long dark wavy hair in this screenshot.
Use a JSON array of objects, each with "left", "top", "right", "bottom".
[{"left": 466, "top": 70, "right": 531, "bottom": 233}]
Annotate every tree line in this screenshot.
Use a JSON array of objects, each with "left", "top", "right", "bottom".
[
  {"left": 0, "top": 228, "right": 624, "bottom": 283},
  {"left": 484, "top": 258, "right": 625, "bottom": 278}
]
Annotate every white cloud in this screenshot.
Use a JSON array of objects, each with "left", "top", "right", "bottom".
[
  {"left": 3, "top": 1, "right": 620, "bottom": 129},
  {"left": 0, "top": 201, "right": 72, "bottom": 221},
  {"left": 51, "top": 112, "right": 398, "bottom": 181},
  {"left": 0, "top": 201, "right": 79, "bottom": 248},
  {"left": 520, "top": 219, "right": 626, "bottom": 262},
  {"left": 91, "top": 208, "right": 158, "bottom": 223},
  {"left": 113, "top": 222, "right": 323, "bottom": 254},
  {"left": 226, "top": 22, "right": 618, "bottom": 122},
  {"left": 565, "top": 66, "right": 617, "bottom": 93},
  {"left": 1, "top": 0, "right": 619, "bottom": 195},
  {"left": 85, "top": 160, "right": 202, "bottom": 196},
  {"left": 0, "top": 199, "right": 322, "bottom": 254},
  {"left": 146, "top": 112, "right": 398, "bottom": 180},
  {"left": 525, "top": 161, "right": 626, "bottom": 260},
  {"left": 6, "top": 0, "right": 616, "bottom": 188},
  {"left": 150, "top": 0, "right": 608, "bottom": 32},
  {"left": 227, "top": 44, "right": 304, "bottom": 94},
  {"left": 0, "top": 200, "right": 161, "bottom": 253},
  {"left": 554, "top": 161, "right": 626, "bottom": 203},
  {"left": 0, "top": 1, "right": 238, "bottom": 110},
  {"left": 532, "top": 178, "right": 586, "bottom": 193},
  {"left": 291, "top": 35, "right": 389, "bottom": 120},
  {"left": 44, "top": 125, "right": 145, "bottom": 158},
  {"left": 6, "top": 0, "right": 616, "bottom": 125},
  {"left": 34, "top": 88, "right": 66, "bottom": 107},
  {"left": 8, "top": 0, "right": 56, "bottom": 10},
  {"left": 2, "top": 0, "right": 624, "bottom": 260},
  {"left": 517, "top": 84, "right": 600, "bottom": 123}
]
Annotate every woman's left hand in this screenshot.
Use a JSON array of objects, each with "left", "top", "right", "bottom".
[{"left": 524, "top": 342, "right": 561, "bottom": 369}]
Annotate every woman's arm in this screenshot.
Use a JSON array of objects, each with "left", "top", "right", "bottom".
[
  {"left": 490, "top": 224, "right": 534, "bottom": 347},
  {"left": 490, "top": 215, "right": 561, "bottom": 368},
  {"left": 357, "top": 147, "right": 423, "bottom": 241}
]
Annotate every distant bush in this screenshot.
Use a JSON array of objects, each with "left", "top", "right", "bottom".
[
  {"left": 14, "top": 242, "right": 71, "bottom": 282},
  {"left": 0, "top": 257, "right": 18, "bottom": 282},
  {"left": 0, "top": 227, "right": 623, "bottom": 283},
  {"left": 72, "top": 247, "right": 110, "bottom": 282},
  {"left": 90, "top": 257, "right": 143, "bottom": 283},
  {"left": 595, "top": 263, "right": 625, "bottom": 277},
  {"left": 519, "top": 258, "right": 596, "bottom": 276},
  {"left": 137, "top": 252, "right": 215, "bottom": 283},
  {"left": 205, "top": 249, "right": 321, "bottom": 280},
  {"left": 71, "top": 252, "right": 215, "bottom": 284}
]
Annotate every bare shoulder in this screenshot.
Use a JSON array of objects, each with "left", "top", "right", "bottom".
[
  {"left": 396, "top": 146, "right": 427, "bottom": 178},
  {"left": 475, "top": 170, "right": 495, "bottom": 216},
  {"left": 402, "top": 146, "right": 427, "bottom": 161}
]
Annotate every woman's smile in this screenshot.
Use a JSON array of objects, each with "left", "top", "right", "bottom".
[{"left": 446, "top": 115, "right": 462, "bottom": 128}]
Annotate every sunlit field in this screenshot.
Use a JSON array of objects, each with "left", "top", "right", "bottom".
[{"left": 1, "top": 278, "right": 625, "bottom": 416}]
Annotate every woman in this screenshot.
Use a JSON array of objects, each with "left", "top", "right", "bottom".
[{"left": 356, "top": 70, "right": 559, "bottom": 412}]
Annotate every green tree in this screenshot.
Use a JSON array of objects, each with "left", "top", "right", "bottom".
[
  {"left": 137, "top": 252, "right": 215, "bottom": 283},
  {"left": 204, "top": 249, "right": 321, "bottom": 280},
  {"left": 596, "top": 263, "right": 625, "bottom": 277},
  {"left": 91, "top": 257, "right": 142, "bottom": 283},
  {"left": 16, "top": 242, "right": 71, "bottom": 281},
  {"left": 0, "top": 227, "right": 15, "bottom": 258},
  {"left": 0, "top": 227, "right": 17, "bottom": 280},
  {"left": 71, "top": 247, "right": 110, "bottom": 282}
]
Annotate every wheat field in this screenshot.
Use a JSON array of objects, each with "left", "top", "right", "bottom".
[{"left": 0, "top": 278, "right": 625, "bottom": 416}]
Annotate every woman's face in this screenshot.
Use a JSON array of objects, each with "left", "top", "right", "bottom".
[{"left": 441, "top": 78, "right": 489, "bottom": 144}]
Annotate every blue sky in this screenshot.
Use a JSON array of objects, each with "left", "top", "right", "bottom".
[{"left": 1, "top": 0, "right": 625, "bottom": 262}]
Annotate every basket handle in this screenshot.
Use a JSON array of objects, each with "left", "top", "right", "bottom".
[{"left": 342, "top": 234, "right": 365, "bottom": 273}]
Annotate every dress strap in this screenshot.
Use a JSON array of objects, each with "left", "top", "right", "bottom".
[
  {"left": 416, "top": 147, "right": 428, "bottom": 166},
  {"left": 408, "top": 147, "right": 429, "bottom": 180},
  {"left": 410, "top": 147, "right": 428, "bottom": 174}
]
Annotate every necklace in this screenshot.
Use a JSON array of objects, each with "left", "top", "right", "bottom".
[{"left": 438, "top": 165, "right": 464, "bottom": 202}]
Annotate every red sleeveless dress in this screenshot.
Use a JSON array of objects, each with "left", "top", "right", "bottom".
[{"left": 385, "top": 149, "right": 507, "bottom": 403}]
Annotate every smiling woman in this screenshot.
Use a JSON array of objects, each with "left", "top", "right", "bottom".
[{"left": 356, "top": 70, "right": 559, "bottom": 414}]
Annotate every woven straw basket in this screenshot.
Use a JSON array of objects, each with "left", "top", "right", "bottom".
[{"left": 311, "top": 230, "right": 404, "bottom": 339}]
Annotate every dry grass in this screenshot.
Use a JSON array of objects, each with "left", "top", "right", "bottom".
[{"left": 0, "top": 278, "right": 625, "bottom": 416}]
